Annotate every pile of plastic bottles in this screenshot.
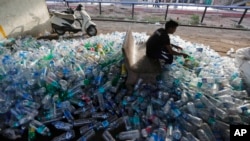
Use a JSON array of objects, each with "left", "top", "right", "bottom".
[{"left": 0, "top": 32, "right": 249, "bottom": 141}]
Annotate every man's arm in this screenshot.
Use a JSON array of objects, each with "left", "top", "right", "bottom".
[
  {"left": 171, "top": 44, "right": 183, "bottom": 50},
  {"left": 166, "top": 44, "right": 188, "bottom": 58}
]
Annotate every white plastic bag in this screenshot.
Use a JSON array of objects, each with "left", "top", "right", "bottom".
[{"left": 235, "top": 47, "right": 250, "bottom": 94}]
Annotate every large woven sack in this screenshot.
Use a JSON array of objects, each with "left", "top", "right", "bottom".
[{"left": 235, "top": 47, "right": 250, "bottom": 94}]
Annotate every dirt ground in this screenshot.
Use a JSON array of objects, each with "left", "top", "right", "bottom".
[{"left": 94, "top": 20, "right": 250, "bottom": 56}]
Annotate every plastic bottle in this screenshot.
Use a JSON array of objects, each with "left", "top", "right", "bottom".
[
  {"left": 12, "top": 111, "right": 38, "bottom": 127},
  {"left": 28, "top": 126, "right": 36, "bottom": 141},
  {"left": 77, "top": 129, "right": 95, "bottom": 141},
  {"left": 123, "top": 116, "right": 132, "bottom": 130},
  {"left": 141, "top": 126, "right": 152, "bottom": 138},
  {"left": 117, "top": 129, "right": 140, "bottom": 140},
  {"left": 59, "top": 79, "right": 68, "bottom": 91},
  {"left": 172, "top": 125, "right": 182, "bottom": 140},
  {"left": 96, "top": 89, "right": 105, "bottom": 111},
  {"left": 69, "top": 98, "right": 85, "bottom": 107},
  {"left": 45, "top": 72, "right": 60, "bottom": 88},
  {"left": 158, "top": 127, "right": 167, "bottom": 141},
  {"left": 29, "top": 120, "right": 51, "bottom": 136},
  {"left": 52, "top": 130, "right": 75, "bottom": 141},
  {"left": 177, "top": 118, "right": 197, "bottom": 133},
  {"left": 10, "top": 108, "right": 24, "bottom": 120},
  {"left": 52, "top": 121, "right": 73, "bottom": 131},
  {"left": 95, "top": 71, "right": 104, "bottom": 86},
  {"left": 196, "top": 129, "right": 210, "bottom": 141},
  {"left": 108, "top": 116, "right": 124, "bottom": 130},
  {"left": 74, "top": 106, "right": 91, "bottom": 115},
  {"left": 213, "top": 88, "right": 233, "bottom": 97},
  {"left": 92, "top": 112, "right": 109, "bottom": 119},
  {"left": 180, "top": 136, "right": 189, "bottom": 141},
  {"left": 78, "top": 120, "right": 95, "bottom": 133},
  {"left": 95, "top": 119, "right": 110, "bottom": 131},
  {"left": 236, "top": 103, "right": 250, "bottom": 114},
  {"left": 102, "top": 130, "right": 116, "bottom": 141},
  {"left": 41, "top": 94, "right": 52, "bottom": 110},
  {"left": 183, "top": 130, "right": 200, "bottom": 141},
  {"left": 19, "top": 100, "right": 40, "bottom": 109},
  {"left": 200, "top": 123, "right": 216, "bottom": 141},
  {"left": 134, "top": 78, "right": 143, "bottom": 91},
  {"left": 186, "top": 102, "right": 197, "bottom": 116},
  {"left": 214, "top": 107, "right": 227, "bottom": 119},
  {"left": 73, "top": 118, "right": 94, "bottom": 127},
  {"left": 38, "top": 110, "right": 64, "bottom": 123},
  {"left": 1, "top": 128, "right": 22, "bottom": 140},
  {"left": 63, "top": 109, "right": 74, "bottom": 123},
  {"left": 182, "top": 112, "right": 203, "bottom": 127},
  {"left": 146, "top": 104, "right": 153, "bottom": 118},
  {"left": 162, "top": 98, "right": 173, "bottom": 114},
  {"left": 166, "top": 124, "right": 173, "bottom": 139}
]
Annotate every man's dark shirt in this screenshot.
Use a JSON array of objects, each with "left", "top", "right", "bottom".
[{"left": 146, "top": 28, "right": 170, "bottom": 58}]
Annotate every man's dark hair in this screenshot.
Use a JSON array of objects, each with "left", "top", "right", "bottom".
[{"left": 165, "top": 20, "right": 179, "bottom": 29}]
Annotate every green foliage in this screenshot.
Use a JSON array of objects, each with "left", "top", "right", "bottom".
[{"left": 190, "top": 14, "right": 200, "bottom": 25}]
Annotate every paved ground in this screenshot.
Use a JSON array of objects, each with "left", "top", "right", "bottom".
[{"left": 94, "top": 20, "right": 250, "bottom": 56}]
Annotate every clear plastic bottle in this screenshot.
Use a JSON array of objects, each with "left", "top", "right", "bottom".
[
  {"left": 117, "top": 129, "right": 140, "bottom": 140},
  {"left": 52, "top": 130, "right": 75, "bottom": 141},
  {"left": 158, "top": 127, "right": 167, "bottom": 141},
  {"left": 186, "top": 102, "right": 197, "bottom": 116},
  {"left": 1, "top": 128, "right": 22, "bottom": 140},
  {"left": 123, "top": 116, "right": 132, "bottom": 130},
  {"left": 74, "top": 105, "right": 91, "bottom": 115},
  {"left": 172, "top": 125, "right": 182, "bottom": 140},
  {"left": 236, "top": 103, "right": 250, "bottom": 114},
  {"left": 177, "top": 117, "right": 197, "bottom": 133},
  {"left": 77, "top": 129, "right": 95, "bottom": 141},
  {"left": 141, "top": 126, "right": 152, "bottom": 138},
  {"left": 97, "top": 90, "right": 105, "bottom": 111},
  {"left": 196, "top": 129, "right": 210, "bottom": 141},
  {"left": 92, "top": 112, "right": 109, "bottom": 119},
  {"left": 182, "top": 113, "right": 203, "bottom": 127},
  {"left": 183, "top": 130, "right": 200, "bottom": 141},
  {"left": 63, "top": 109, "right": 74, "bottom": 123},
  {"left": 73, "top": 118, "right": 94, "bottom": 127},
  {"left": 52, "top": 121, "right": 73, "bottom": 131},
  {"left": 162, "top": 98, "right": 173, "bottom": 114},
  {"left": 79, "top": 122, "right": 96, "bottom": 135},
  {"left": 200, "top": 123, "right": 216, "bottom": 141},
  {"left": 102, "top": 130, "right": 116, "bottom": 141},
  {"left": 29, "top": 120, "right": 51, "bottom": 136},
  {"left": 146, "top": 104, "right": 153, "bottom": 118},
  {"left": 20, "top": 100, "right": 40, "bottom": 109},
  {"left": 12, "top": 111, "right": 38, "bottom": 127},
  {"left": 108, "top": 116, "right": 124, "bottom": 130},
  {"left": 95, "top": 71, "right": 104, "bottom": 86},
  {"left": 134, "top": 78, "right": 143, "bottom": 91}
]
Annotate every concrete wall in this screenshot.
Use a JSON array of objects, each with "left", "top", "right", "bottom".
[{"left": 0, "top": 0, "right": 52, "bottom": 40}]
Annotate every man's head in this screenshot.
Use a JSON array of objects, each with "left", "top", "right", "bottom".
[{"left": 165, "top": 20, "right": 179, "bottom": 34}]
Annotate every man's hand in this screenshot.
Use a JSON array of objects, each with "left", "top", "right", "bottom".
[
  {"left": 182, "top": 53, "right": 189, "bottom": 58},
  {"left": 175, "top": 46, "right": 183, "bottom": 51}
]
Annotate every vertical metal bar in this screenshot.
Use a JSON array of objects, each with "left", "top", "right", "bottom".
[
  {"left": 132, "top": 3, "right": 135, "bottom": 19},
  {"left": 99, "top": 2, "right": 102, "bottom": 15},
  {"left": 238, "top": 9, "right": 248, "bottom": 25},
  {"left": 165, "top": 5, "right": 169, "bottom": 20},
  {"left": 201, "top": 6, "right": 207, "bottom": 24}
]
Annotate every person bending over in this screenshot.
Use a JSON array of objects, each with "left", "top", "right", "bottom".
[{"left": 146, "top": 20, "right": 188, "bottom": 65}]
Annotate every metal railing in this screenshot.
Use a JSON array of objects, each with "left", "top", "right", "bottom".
[{"left": 46, "top": 1, "right": 250, "bottom": 26}]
